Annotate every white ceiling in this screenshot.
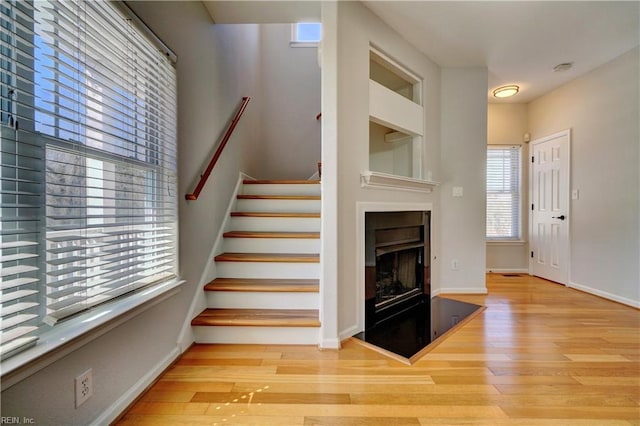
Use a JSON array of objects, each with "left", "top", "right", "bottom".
[
  {"left": 203, "top": 1, "right": 320, "bottom": 24},
  {"left": 364, "top": 1, "right": 639, "bottom": 103},
  {"left": 204, "top": 1, "right": 640, "bottom": 103}
]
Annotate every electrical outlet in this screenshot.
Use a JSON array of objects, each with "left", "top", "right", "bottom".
[
  {"left": 451, "top": 259, "right": 460, "bottom": 271},
  {"left": 75, "top": 369, "right": 93, "bottom": 408}
]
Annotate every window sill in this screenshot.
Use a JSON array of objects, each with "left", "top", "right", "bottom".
[
  {"left": 1, "top": 278, "right": 184, "bottom": 390},
  {"left": 289, "top": 41, "right": 319, "bottom": 48},
  {"left": 487, "top": 240, "right": 527, "bottom": 246}
]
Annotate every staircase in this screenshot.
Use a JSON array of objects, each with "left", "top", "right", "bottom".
[{"left": 191, "top": 179, "right": 322, "bottom": 345}]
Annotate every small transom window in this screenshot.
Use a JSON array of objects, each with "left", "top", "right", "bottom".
[{"left": 291, "top": 22, "right": 321, "bottom": 46}]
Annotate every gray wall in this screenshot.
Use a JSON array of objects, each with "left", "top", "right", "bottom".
[
  {"left": 256, "top": 25, "right": 321, "bottom": 179},
  {"left": 1, "top": 2, "right": 264, "bottom": 423},
  {"left": 528, "top": 47, "right": 639, "bottom": 305},
  {"left": 439, "top": 68, "right": 489, "bottom": 292}
]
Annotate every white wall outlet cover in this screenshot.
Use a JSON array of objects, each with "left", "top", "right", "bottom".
[
  {"left": 571, "top": 189, "right": 579, "bottom": 200},
  {"left": 75, "top": 369, "right": 94, "bottom": 408},
  {"left": 452, "top": 186, "right": 463, "bottom": 197}
]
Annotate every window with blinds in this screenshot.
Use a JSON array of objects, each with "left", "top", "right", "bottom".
[
  {"left": 486, "top": 146, "right": 521, "bottom": 240},
  {"left": 1, "top": 0, "right": 178, "bottom": 360}
]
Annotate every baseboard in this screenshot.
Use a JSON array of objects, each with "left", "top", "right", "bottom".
[
  {"left": 339, "top": 324, "right": 361, "bottom": 342},
  {"left": 319, "top": 337, "right": 341, "bottom": 349},
  {"left": 486, "top": 268, "right": 529, "bottom": 274},
  {"left": 433, "top": 287, "right": 488, "bottom": 296},
  {"left": 93, "top": 345, "right": 181, "bottom": 426},
  {"left": 568, "top": 281, "right": 640, "bottom": 309}
]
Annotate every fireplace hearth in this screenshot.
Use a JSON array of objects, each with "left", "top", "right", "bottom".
[{"left": 365, "top": 211, "right": 430, "bottom": 328}]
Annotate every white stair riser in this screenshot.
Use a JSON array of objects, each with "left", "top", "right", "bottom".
[
  {"left": 216, "top": 261, "right": 319, "bottom": 279},
  {"left": 236, "top": 199, "right": 320, "bottom": 213},
  {"left": 223, "top": 237, "right": 320, "bottom": 254},
  {"left": 206, "top": 291, "right": 318, "bottom": 309},
  {"left": 193, "top": 325, "right": 320, "bottom": 345},
  {"left": 229, "top": 217, "right": 320, "bottom": 232},
  {"left": 243, "top": 184, "right": 320, "bottom": 196}
]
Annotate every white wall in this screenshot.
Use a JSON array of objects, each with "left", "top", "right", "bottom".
[
  {"left": 1, "top": 2, "right": 264, "bottom": 423},
  {"left": 369, "top": 121, "right": 412, "bottom": 176},
  {"left": 319, "top": 0, "right": 339, "bottom": 348},
  {"left": 528, "top": 47, "right": 639, "bottom": 306},
  {"left": 256, "top": 24, "right": 321, "bottom": 179},
  {"left": 486, "top": 103, "right": 530, "bottom": 272},
  {"left": 439, "top": 68, "right": 489, "bottom": 293},
  {"left": 334, "top": 1, "right": 442, "bottom": 338}
]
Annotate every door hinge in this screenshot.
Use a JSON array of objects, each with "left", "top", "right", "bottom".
[
  {"left": 531, "top": 204, "right": 534, "bottom": 211},
  {"left": 531, "top": 251, "right": 534, "bottom": 258},
  {"left": 531, "top": 156, "right": 534, "bottom": 163}
]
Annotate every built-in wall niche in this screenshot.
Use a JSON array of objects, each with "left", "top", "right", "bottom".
[
  {"left": 370, "top": 122, "right": 415, "bottom": 177},
  {"left": 367, "top": 46, "right": 431, "bottom": 189},
  {"left": 370, "top": 48, "right": 421, "bottom": 105}
]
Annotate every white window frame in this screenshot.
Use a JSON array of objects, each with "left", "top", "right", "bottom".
[
  {"left": 290, "top": 22, "right": 321, "bottom": 47},
  {"left": 486, "top": 145, "right": 523, "bottom": 241}
]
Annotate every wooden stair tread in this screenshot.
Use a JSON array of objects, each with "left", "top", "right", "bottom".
[
  {"left": 243, "top": 180, "right": 320, "bottom": 185},
  {"left": 192, "top": 308, "right": 321, "bottom": 327},
  {"left": 214, "top": 252, "right": 319, "bottom": 263},
  {"left": 237, "top": 195, "right": 320, "bottom": 200},
  {"left": 223, "top": 231, "right": 320, "bottom": 239},
  {"left": 205, "top": 278, "right": 319, "bottom": 292},
  {"left": 230, "top": 212, "right": 320, "bottom": 218}
]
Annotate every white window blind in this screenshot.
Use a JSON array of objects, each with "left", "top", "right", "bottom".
[
  {"left": 1, "top": 0, "right": 178, "bottom": 360},
  {"left": 486, "top": 146, "right": 521, "bottom": 240}
]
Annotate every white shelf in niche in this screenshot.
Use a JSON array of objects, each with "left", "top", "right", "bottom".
[{"left": 360, "top": 171, "right": 439, "bottom": 193}]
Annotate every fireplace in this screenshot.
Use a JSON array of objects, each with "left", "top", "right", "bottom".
[{"left": 365, "top": 211, "right": 430, "bottom": 328}]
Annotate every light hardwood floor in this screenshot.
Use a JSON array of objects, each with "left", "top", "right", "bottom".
[{"left": 116, "top": 274, "right": 640, "bottom": 425}]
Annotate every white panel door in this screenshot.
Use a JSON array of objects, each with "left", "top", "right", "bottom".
[{"left": 531, "top": 130, "right": 570, "bottom": 284}]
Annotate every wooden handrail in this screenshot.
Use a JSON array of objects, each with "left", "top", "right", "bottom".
[{"left": 185, "top": 96, "right": 251, "bottom": 201}]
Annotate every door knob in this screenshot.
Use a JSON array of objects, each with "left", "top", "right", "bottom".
[{"left": 552, "top": 215, "right": 566, "bottom": 220}]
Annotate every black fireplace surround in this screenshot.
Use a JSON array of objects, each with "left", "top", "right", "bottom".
[{"left": 364, "top": 211, "right": 430, "bottom": 329}]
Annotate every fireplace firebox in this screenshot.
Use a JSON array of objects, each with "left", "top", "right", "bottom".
[{"left": 365, "top": 211, "right": 430, "bottom": 328}]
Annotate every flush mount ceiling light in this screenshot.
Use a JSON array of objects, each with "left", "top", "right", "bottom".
[{"left": 493, "top": 85, "right": 520, "bottom": 98}]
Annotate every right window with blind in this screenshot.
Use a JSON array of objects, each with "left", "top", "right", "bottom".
[{"left": 486, "top": 146, "right": 522, "bottom": 240}]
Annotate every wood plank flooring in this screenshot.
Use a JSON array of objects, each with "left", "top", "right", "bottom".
[{"left": 116, "top": 274, "right": 640, "bottom": 425}]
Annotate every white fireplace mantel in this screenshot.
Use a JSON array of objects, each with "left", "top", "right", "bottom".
[{"left": 360, "top": 171, "right": 439, "bottom": 193}]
